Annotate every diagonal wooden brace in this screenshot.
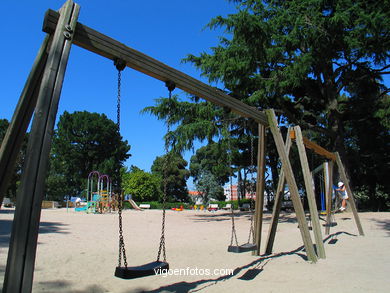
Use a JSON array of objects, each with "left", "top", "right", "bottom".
[
  {"left": 3, "top": 1, "right": 80, "bottom": 292},
  {"left": 265, "top": 109, "right": 317, "bottom": 263}
]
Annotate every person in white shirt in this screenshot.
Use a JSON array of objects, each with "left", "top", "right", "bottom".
[{"left": 335, "top": 182, "right": 349, "bottom": 211}]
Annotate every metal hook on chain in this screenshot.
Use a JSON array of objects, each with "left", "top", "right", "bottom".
[
  {"left": 165, "top": 80, "right": 176, "bottom": 95},
  {"left": 114, "top": 58, "right": 126, "bottom": 72},
  {"left": 114, "top": 58, "right": 126, "bottom": 131}
]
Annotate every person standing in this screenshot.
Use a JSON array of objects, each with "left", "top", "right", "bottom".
[{"left": 336, "top": 181, "right": 349, "bottom": 211}]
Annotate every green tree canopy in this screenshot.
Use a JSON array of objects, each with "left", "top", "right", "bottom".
[
  {"left": 47, "top": 111, "right": 130, "bottom": 200},
  {"left": 0, "top": 119, "right": 28, "bottom": 200},
  {"left": 151, "top": 152, "right": 190, "bottom": 202},
  {"left": 145, "top": 0, "right": 389, "bottom": 210},
  {"left": 195, "top": 170, "right": 225, "bottom": 202},
  {"left": 122, "top": 166, "right": 161, "bottom": 202},
  {"left": 186, "top": 0, "right": 389, "bottom": 152},
  {"left": 190, "top": 142, "right": 231, "bottom": 185},
  {"left": 0, "top": 119, "right": 8, "bottom": 140}
]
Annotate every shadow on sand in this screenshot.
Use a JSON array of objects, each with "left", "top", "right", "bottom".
[
  {"left": 191, "top": 212, "right": 300, "bottom": 224},
  {"left": 8, "top": 231, "right": 357, "bottom": 293},
  {"left": 0, "top": 210, "right": 69, "bottom": 248},
  {"left": 124, "top": 231, "right": 358, "bottom": 293},
  {"left": 190, "top": 211, "right": 252, "bottom": 222},
  {"left": 34, "top": 280, "right": 109, "bottom": 293},
  {"left": 369, "top": 218, "right": 390, "bottom": 236}
]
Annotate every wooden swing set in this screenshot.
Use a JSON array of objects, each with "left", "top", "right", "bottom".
[{"left": 0, "top": 1, "right": 364, "bottom": 292}]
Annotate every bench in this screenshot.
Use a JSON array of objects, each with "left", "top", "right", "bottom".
[
  {"left": 240, "top": 203, "right": 251, "bottom": 211},
  {"left": 207, "top": 204, "right": 219, "bottom": 211},
  {"left": 222, "top": 203, "right": 232, "bottom": 210},
  {"left": 139, "top": 204, "right": 151, "bottom": 209}
]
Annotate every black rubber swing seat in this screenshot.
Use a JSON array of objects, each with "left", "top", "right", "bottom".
[
  {"left": 115, "top": 261, "right": 169, "bottom": 279},
  {"left": 228, "top": 243, "right": 257, "bottom": 253}
]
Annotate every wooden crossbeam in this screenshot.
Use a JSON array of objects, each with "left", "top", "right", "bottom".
[
  {"left": 289, "top": 129, "right": 336, "bottom": 161},
  {"left": 42, "top": 9, "right": 269, "bottom": 126}
]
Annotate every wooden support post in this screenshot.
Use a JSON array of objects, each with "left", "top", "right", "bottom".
[
  {"left": 334, "top": 152, "right": 364, "bottom": 236},
  {"left": 265, "top": 127, "right": 292, "bottom": 255},
  {"left": 294, "top": 126, "right": 325, "bottom": 259},
  {"left": 265, "top": 110, "right": 317, "bottom": 263},
  {"left": 3, "top": 1, "right": 80, "bottom": 292},
  {"left": 253, "top": 124, "right": 266, "bottom": 256},
  {"left": 0, "top": 35, "right": 50, "bottom": 206},
  {"left": 324, "top": 161, "right": 334, "bottom": 235}
]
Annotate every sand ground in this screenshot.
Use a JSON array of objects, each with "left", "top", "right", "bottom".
[{"left": 0, "top": 208, "right": 389, "bottom": 293}]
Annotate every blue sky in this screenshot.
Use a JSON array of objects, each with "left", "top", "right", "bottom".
[
  {"left": 1, "top": 0, "right": 237, "bottom": 188},
  {"left": 2, "top": 1, "right": 388, "bottom": 191}
]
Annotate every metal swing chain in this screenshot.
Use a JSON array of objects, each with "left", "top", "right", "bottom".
[
  {"left": 118, "top": 192, "right": 127, "bottom": 268},
  {"left": 247, "top": 134, "right": 256, "bottom": 244},
  {"left": 157, "top": 81, "right": 175, "bottom": 262},
  {"left": 114, "top": 58, "right": 127, "bottom": 268},
  {"left": 227, "top": 124, "right": 239, "bottom": 247}
]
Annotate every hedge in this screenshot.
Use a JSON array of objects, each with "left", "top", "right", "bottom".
[
  {"left": 123, "top": 201, "right": 192, "bottom": 210},
  {"left": 123, "top": 199, "right": 254, "bottom": 210}
]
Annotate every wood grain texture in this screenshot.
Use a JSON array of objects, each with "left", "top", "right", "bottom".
[
  {"left": 3, "top": 1, "right": 80, "bottom": 292},
  {"left": 324, "top": 161, "right": 334, "bottom": 235},
  {"left": 253, "top": 124, "right": 266, "bottom": 256},
  {"left": 290, "top": 129, "right": 336, "bottom": 161},
  {"left": 266, "top": 110, "right": 317, "bottom": 263},
  {"left": 265, "top": 127, "right": 292, "bottom": 255},
  {"left": 0, "top": 35, "right": 50, "bottom": 207},
  {"left": 294, "top": 126, "right": 325, "bottom": 259},
  {"left": 335, "top": 152, "right": 364, "bottom": 236},
  {"left": 42, "top": 9, "right": 268, "bottom": 125}
]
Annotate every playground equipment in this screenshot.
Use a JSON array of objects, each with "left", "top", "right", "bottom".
[
  {"left": 97, "top": 174, "right": 112, "bottom": 213},
  {"left": 114, "top": 67, "right": 172, "bottom": 279},
  {"left": 264, "top": 127, "right": 364, "bottom": 260},
  {"left": 75, "top": 171, "right": 114, "bottom": 213},
  {"left": 0, "top": 1, "right": 364, "bottom": 290},
  {"left": 227, "top": 130, "right": 257, "bottom": 253},
  {"left": 312, "top": 163, "right": 336, "bottom": 215},
  {"left": 171, "top": 205, "right": 184, "bottom": 211},
  {"left": 127, "top": 199, "right": 143, "bottom": 210},
  {"left": 79, "top": 171, "right": 100, "bottom": 213}
]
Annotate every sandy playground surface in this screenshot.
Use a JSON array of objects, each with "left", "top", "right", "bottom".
[{"left": 0, "top": 207, "right": 389, "bottom": 293}]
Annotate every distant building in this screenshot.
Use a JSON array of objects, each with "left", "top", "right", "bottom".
[
  {"left": 189, "top": 184, "right": 258, "bottom": 204},
  {"left": 188, "top": 190, "right": 203, "bottom": 205},
  {"left": 224, "top": 184, "right": 256, "bottom": 201}
]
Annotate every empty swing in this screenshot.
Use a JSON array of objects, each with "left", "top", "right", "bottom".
[
  {"left": 227, "top": 124, "right": 257, "bottom": 253},
  {"left": 113, "top": 59, "right": 172, "bottom": 279}
]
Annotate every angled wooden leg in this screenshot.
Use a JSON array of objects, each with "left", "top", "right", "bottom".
[
  {"left": 265, "top": 127, "right": 292, "bottom": 255},
  {"left": 253, "top": 124, "right": 266, "bottom": 256},
  {"left": 0, "top": 35, "right": 50, "bottom": 206},
  {"left": 325, "top": 161, "right": 334, "bottom": 235},
  {"left": 334, "top": 152, "right": 364, "bottom": 236},
  {"left": 266, "top": 110, "right": 317, "bottom": 263},
  {"left": 294, "top": 126, "right": 325, "bottom": 259},
  {"left": 3, "top": 1, "right": 80, "bottom": 292}
]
